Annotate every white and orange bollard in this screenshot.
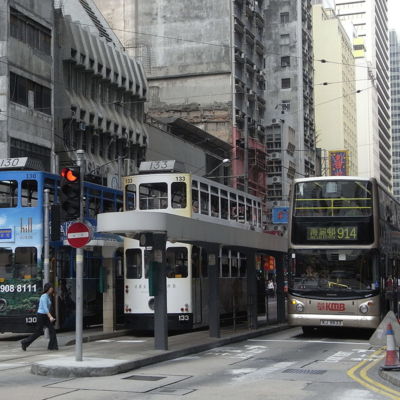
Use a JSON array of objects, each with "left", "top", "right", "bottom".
[{"left": 381, "top": 322, "right": 400, "bottom": 370}]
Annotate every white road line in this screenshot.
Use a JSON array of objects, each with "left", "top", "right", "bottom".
[{"left": 248, "top": 339, "right": 371, "bottom": 345}]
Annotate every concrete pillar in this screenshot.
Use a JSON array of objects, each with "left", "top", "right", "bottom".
[
  {"left": 102, "top": 247, "right": 117, "bottom": 332},
  {"left": 245, "top": 250, "right": 257, "bottom": 330},
  {"left": 153, "top": 233, "right": 168, "bottom": 350},
  {"left": 275, "top": 253, "right": 286, "bottom": 323},
  {"left": 207, "top": 245, "right": 220, "bottom": 338}
]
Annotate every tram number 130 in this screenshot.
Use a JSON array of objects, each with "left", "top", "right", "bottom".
[{"left": 25, "top": 316, "right": 37, "bottom": 324}]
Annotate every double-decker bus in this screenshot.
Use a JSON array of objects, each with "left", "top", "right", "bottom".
[
  {"left": 0, "top": 166, "right": 123, "bottom": 333},
  {"left": 288, "top": 176, "right": 400, "bottom": 333}
]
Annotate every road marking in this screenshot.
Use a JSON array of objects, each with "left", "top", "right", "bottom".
[
  {"left": 249, "top": 339, "right": 371, "bottom": 345},
  {"left": 347, "top": 348, "right": 400, "bottom": 400}
]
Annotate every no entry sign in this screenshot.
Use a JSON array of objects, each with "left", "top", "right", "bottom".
[{"left": 67, "top": 222, "right": 92, "bottom": 248}]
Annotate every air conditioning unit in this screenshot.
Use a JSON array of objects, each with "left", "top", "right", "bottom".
[
  {"left": 250, "top": 5, "right": 255, "bottom": 11},
  {"left": 272, "top": 176, "right": 281, "bottom": 183},
  {"left": 249, "top": 90, "right": 255, "bottom": 95},
  {"left": 270, "top": 152, "right": 281, "bottom": 160},
  {"left": 78, "top": 122, "right": 86, "bottom": 131},
  {"left": 241, "top": 53, "right": 245, "bottom": 59}
]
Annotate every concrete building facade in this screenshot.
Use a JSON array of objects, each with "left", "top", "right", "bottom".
[
  {"left": 94, "top": 0, "right": 268, "bottom": 198},
  {"left": 390, "top": 30, "right": 400, "bottom": 199},
  {"left": 263, "top": 0, "right": 317, "bottom": 229},
  {"left": 54, "top": 0, "right": 148, "bottom": 186},
  {"left": 0, "top": 0, "right": 147, "bottom": 187},
  {"left": 1, "top": 0, "right": 55, "bottom": 171},
  {"left": 336, "top": 0, "right": 391, "bottom": 189},
  {"left": 312, "top": 3, "right": 358, "bottom": 175}
]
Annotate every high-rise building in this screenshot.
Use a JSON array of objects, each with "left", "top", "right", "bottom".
[
  {"left": 263, "top": 0, "right": 317, "bottom": 222},
  {"left": 390, "top": 30, "right": 400, "bottom": 199},
  {"left": 336, "top": 0, "right": 391, "bottom": 189},
  {"left": 312, "top": 3, "right": 358, "bottom": 175},
  {"left": 94, "top": 0, "right": 269, "bottom": 198}
]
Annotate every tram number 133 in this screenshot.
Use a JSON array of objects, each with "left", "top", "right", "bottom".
[{"left": 178, "top": 315, "right": 189, "bottom": 321}]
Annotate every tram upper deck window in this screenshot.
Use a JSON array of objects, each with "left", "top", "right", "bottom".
[
  {"left": 0, "top": 180, "right": 18, "bottom": 208},
  {"left": 139, "top": 182, "right": 168, "bottom": 210},
  {"left": 211, "top": 186, "right": 219, "bottom": 217},
  {"left": 200, "top": 183, "right": 209, "bottom": 215},
  {"left": 21, "top": 180, "right": 38, "bottom": 207},
  {"left": 294, "top": 180, "right": 372, "bottom": 217},
  {"left": 125, "top": 184, "right": 136, "bottom": 210},
  {"left": 87, "top": 188, "right": 101, "bottom": 218},
  {"left": 230, "top": 193, "right": 238, "bottom": 221},
  {"left": 103, "top": 192, "right": 116, "bottom": 213},
  {"left": 221, "top": 190, "right": 228, "bottom": 219},
  {"left": 126, "top": 249, "right": 142, "bottom": 279},
  {"left": 171, "top": 182, "right": 187, "bottom": 209},
  {"left": 166, "top": 247, "right": 188, "bottom": 278},
  {"left": 238, "top": 196, "right": 245, "bottom": 223},
  {"left": 0, "top": 248, "right": 13, "bottom": 279},
  {"left": 192, "top": 180, "right": 199, "bottom": 213},
  {"left": 14, "top": 247, "right": 37, "bottom": 278}
]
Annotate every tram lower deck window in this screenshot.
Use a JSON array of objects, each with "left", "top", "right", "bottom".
[
  {"left": 126, "top": 249, "right": 142, "bottom": 279},
  {"left": 0, "top": 180, "right": 18, "bottom": 208}
]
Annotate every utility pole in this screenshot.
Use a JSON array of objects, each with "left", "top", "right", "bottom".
[{"left": 75, "top": 149, "right": 85, "bottom": 361}]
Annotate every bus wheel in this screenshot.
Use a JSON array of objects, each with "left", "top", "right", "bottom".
[{"left": 302, "top": 326, "right": 315, "bottom": 335}]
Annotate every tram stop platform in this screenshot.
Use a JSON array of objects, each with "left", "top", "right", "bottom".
[{"left": 28, "top": 322, "right": 289, "bottom": 378}]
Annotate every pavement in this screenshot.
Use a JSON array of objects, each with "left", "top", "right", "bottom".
[
  {"left": 26, "top": 321, "right": 290, "bottom": 378},
  {"left": 12, "top": 320, "right": 400, "bottom": 391}
]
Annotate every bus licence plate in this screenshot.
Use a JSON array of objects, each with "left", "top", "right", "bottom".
[{"left": 320, "top": 320, "right": 343, "bottom": 327}]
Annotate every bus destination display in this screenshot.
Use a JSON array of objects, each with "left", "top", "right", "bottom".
[{"left": 306, "top": 226, "right": 358, "bottom": 241}]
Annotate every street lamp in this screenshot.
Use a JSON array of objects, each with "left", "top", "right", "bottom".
[{"left": 204, "top": 158, "right": 231, "bottom": 178}]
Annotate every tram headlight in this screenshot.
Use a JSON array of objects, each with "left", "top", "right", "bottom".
[
  {"left": 148, "top": 297, "right": 155, "bottom": 311},
  {"left": 359, "top": 303, "right": 369, "bottom": 314}
]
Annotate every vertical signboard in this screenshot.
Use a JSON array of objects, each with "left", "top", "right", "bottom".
[{"left": 329, "top": 150, "right": 348, "bottom": 176}]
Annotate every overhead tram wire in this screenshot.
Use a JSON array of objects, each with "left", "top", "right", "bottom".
[{"left": 70, "top": 20, "right": 378, "bottom": 72}]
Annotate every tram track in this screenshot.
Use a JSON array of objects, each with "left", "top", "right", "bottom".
[{"left": 347, "top": 348, "right": 400, "bottom": 399}]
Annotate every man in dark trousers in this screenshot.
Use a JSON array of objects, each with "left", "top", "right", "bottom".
[{"left": 21, "top": 282, "right": 58, "bottom": 351}]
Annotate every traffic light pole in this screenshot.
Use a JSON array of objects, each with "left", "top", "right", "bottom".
[{"left": 75, "top": 150, "right": 85, "bottom": 361}]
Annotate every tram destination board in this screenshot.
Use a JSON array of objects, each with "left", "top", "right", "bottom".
[{"left": 66, "top": 222, "right": 92, "bottom": 248}]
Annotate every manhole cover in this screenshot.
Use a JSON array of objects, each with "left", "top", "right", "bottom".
[
  {"left": 123, "top": 375, "right": 165, "bottom": 381},
  {"left": 283, "top": 369, "right": 327, "bottom": 375}
]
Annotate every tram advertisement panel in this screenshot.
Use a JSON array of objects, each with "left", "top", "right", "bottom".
[{"left": 0, "top": 207, "right": 42, "bottom": 317}]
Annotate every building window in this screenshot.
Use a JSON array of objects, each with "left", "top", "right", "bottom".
[
  {"left": 10, "top": 7, "right": 51, "bottom": 55},
  {"left": 281, "top": 100, "right": 291, "bottom": 112},
  {"left": 281, "top": 78, "right": 291, "bottom": 89},
  {"left": 280, "top": 34, "right": 290, "bottom": 45},
  {"left": 10, "top": 72, "right": 51, "bottom": 115},
  {"left": 281, "top": 56, "right": 290, "bottom": 67},
  {"left": 10, "top": 138, "right": 51, "bottom": 171},
  {"left": 280, "top": 12, "right": 289, "bottom": 24}
]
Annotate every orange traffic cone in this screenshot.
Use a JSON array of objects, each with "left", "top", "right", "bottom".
[{"left": 381, "top": 323, "right": 400, "bottom": 370}]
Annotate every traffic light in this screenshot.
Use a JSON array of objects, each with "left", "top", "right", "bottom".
[{"left": 60, "top": 167, "right": 81, "bottom": 221}]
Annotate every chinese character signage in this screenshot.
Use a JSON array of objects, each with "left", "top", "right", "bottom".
[
  {"left": 329, "top": 150, "right": 348, "bottom": 176},
  {"left": 272, "top": 207, "right": 289, "bottom": 224},
  {"left": 306, "top": 226, "right": 358, "bottom": 241}
]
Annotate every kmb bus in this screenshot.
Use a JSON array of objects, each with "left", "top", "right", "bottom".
[{"left": 288, "top": 176, "right": 400, "bottom": 333}]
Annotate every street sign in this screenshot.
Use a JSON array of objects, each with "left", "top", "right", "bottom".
[{"left": 66, "top": 222, "right": 92, "bottom": 248}]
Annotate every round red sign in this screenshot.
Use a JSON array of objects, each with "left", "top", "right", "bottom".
[{"left": 66, "top": 222, "right": 92, "bottom": 248}]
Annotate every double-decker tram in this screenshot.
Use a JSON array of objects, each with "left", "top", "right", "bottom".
[
  {"left": 288, "top": 176, "right": 400, "bottom": 333},
  {"left": 0, "top": 164, "right": 123, "bottom": 333},
  {"left": 121, "top": 161, "right": 269, "bottom": 331}
]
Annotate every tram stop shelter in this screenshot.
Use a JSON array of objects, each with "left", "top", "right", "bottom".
[{"left": 97, "top": 210, "right": 288, "bottom": 350}]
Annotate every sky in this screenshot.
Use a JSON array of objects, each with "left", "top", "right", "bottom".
[{"left": 388, "top": 0, "right": 400, "bottom": 33}]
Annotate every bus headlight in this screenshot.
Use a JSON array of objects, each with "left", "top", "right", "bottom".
[
  {"left": 292, "top": 299, "right": 305, "bottom": 312},
  {"left": 296, "top": 303, "right": 305, "bottom": 312},
  {"left": 359, "top": 303, "right": 369, "bottom": 314}
]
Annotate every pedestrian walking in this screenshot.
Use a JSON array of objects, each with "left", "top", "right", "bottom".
[{"left": 21, "top": 282, "right": 58, "bottom": 351}]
